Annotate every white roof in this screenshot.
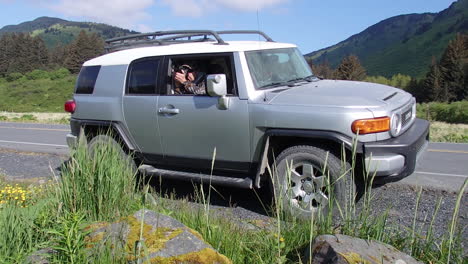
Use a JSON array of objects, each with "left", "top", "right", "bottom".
[{"left": 84, "top": 41, "right": 296, "bottom": 66}]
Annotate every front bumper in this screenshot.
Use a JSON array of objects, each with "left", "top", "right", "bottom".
[{"left": 363, "top": 118, "right": 429, "bottom": 179}]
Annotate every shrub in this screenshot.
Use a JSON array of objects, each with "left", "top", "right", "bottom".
[
  {"left": 5, "top": 72, "right": 24, "bottom": 82},
  {"left": 25, "top": 69, "right": 50, "bottom": 80},
  {"left": 49, "top": 68, "right": 70, "bottom": 80},
  {"left": 417, "top": 101, "right": 468, "bottom": 124}
]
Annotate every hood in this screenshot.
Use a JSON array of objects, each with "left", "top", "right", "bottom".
[{"left": 265, "top": 80, "right": 410, "bottom": 108}]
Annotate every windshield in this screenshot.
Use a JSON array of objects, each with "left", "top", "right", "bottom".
[{"left": 245, "top": 48, "right": 313, "bottom": 89}]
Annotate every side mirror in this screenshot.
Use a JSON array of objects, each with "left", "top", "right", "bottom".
[
  {"left": 207, "top": 74, "right": 227, "bottom": 97},
  {"left": 206, "top": 74, "right": 230, "bottom": 110}
]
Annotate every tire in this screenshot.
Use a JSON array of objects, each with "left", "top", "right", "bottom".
[
  {"left": 87, "top": 135, "right": 137, "bottom": 172},
  {"left": 272, "top": 145, "right": 355, "bottom": 219}
]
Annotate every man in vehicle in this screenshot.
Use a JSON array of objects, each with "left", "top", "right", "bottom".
[{"left": 173, "top": 64, "right": 206, "bottom": 95}]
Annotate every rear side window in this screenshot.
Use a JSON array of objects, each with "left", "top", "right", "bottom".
[
  {"left": 127, "top": 58, "right": 160, "bottom": 94},
  {"left": 75, "top": 66, "right": 101, "bottom": 94}
]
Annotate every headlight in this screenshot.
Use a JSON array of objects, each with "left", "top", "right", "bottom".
[{"left": 390, "top": 113, "right": 402, "bottom": 136}]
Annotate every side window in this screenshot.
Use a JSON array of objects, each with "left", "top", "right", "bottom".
[
  {"left": 168, "top": 54, "right": 236, "bottom": 96},
  {"left": 127, "top": 58, "right": 160, "bottom": 94},
  {"left": 76, "top": 66, "right": 101, "bottom": 94}
]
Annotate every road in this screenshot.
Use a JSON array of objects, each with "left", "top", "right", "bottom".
[{"left": 0, "top": 121, "right": 467, "bottom": 192}]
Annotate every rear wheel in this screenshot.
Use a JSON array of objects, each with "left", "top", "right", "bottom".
[
  {"left": 87, "top": 134, "right": 137, "bottom": 172},
  {"left": 272, "top": 145, "right": 354, "bottom": 218}
]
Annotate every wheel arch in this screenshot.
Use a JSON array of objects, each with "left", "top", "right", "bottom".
[
  {"left": 254, "top": 129, "right": 363, "bottom": 188},
  {"left": 71, "top": 118, "right": 137, "bottom": 154}
]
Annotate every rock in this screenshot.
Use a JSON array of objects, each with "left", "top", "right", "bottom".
[
  {"left": 303, "top": 234, "right": 423, "bottom": 264},
  {"left": 85, "top": 209, "right": 231, "bottom": 264},
  {"left": 23, "top": 248, "right": 57, "bottom": 264}
]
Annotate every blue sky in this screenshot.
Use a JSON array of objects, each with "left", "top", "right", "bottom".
[{"left": 0, "top": 0, "right": 457, "bottom": 53}]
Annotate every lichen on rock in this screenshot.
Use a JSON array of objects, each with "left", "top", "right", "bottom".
[{"left": 84, "top": 209, "right": 231, "bottom": 264}]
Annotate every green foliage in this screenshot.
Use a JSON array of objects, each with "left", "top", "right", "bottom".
[
  {"left": 5, "top": 72, "right": 24, "bottom": 82},
  {"left": 58, "top": 134, "right": 138, "bottom": 221},
  {"left": 49, "top": 68, "right": 70, "bottom": 80},
  {"left": 25, "top": 69, "right": 50, "bottom": 80},
  {"left": 0, "top": 69, "right": 75, "bottom": 112},
  {"left": 417, "top": 101, "right": 468, "bottom": 124},
  {"left": 0, "top": 200, "right": 52, "bottom": 262},
  {"left": 48, "top": 212, "right": 89, "bottom": 264},
  {"left": 365, "top": 73, "right": 411, "bottom": 88}
]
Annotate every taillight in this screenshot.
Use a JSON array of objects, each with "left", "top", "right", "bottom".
[
  {"left": 351, "top": 117, "right": 390, "bottom": 134},
  {"left": 64, "top": 100, "right": 76, "bottom": 113}
]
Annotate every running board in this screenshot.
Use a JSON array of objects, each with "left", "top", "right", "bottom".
[{"left": 139, "top": 165, "right": 253, "bottom": 189}]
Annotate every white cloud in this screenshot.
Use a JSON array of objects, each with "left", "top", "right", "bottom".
[
  {"left": 162, "top": 0, "right": 289, "bottom": 17},
  {"left": 31, "top": 0, "right": 288, "bottom": 30},
  {"left": 48, "top": 0, "right": 154, "bottom": 30},
  {"left": 161, "top": 0, "right": 204, "bottom": 17},
  {"left": 214, "top": 0, "right": 289, "bottom": 12}
]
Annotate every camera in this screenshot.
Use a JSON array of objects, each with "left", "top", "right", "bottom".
[{"left": 175, "top": 64, "right": 193, "bottom": 76}]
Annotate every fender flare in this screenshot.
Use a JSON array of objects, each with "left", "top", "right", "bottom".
[
  {"left": 253, "top": 129, "right": 363, "bottom": 188},
  {"left": 70, "top": 118, "right": 138, "bottom": 152}
]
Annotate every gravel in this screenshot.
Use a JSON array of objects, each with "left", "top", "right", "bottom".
[{"left": 0, "top": 148, "right": 65, "bottom": 182}]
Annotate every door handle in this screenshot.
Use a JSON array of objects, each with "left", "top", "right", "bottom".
[{"left": 158, "top": 107, "right": 180, "bottom": 114}]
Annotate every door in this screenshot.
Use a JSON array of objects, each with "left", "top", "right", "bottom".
[
  {"left": 157, "top": 54, "right": 251, "bottom": 173},
  {"left": 122, "top": 57, "right": 163, "bottom": 156}
]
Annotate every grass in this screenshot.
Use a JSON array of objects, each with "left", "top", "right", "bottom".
[
  {"left": 429, "top": 121, "right": 468, "bottom": 143},
  {"left": 0, "top": 69, "right": 75, "bottom": 113},
  {"left": 0, "top": 136, "right": 466, "bottom": 263},
  {"left": 0, "top": 112, "right": 70, "bottom": 124}
]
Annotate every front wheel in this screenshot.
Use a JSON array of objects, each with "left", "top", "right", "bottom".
[{"left": 272, "top": 145, "right": 355, "bottom": 218}]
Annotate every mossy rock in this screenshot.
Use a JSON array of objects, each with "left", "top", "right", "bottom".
[
  {"left": 85, "top": 209, "right": 231, "bottom": 264},
  {"left": 304, "top": 234, "right": 423, "bottom": 264}
]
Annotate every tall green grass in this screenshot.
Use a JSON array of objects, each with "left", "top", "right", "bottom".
[{"left": 57, "top": 134, "right": 138, "bottom": 221}]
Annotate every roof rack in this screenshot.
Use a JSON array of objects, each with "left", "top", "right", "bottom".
[{"left": 104, "top": 30, "right": 274, "bottom": 52}]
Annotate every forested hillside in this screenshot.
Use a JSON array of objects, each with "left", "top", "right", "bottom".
[
  {"left": 0, "top": 16, "right": 138, "bottom": 48},
  {"left": 306, "top": 0, "right": 468, "bottom": 77}
]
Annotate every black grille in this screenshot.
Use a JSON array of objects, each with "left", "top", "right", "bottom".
[{"left": 401, "top": 108, "right": 412, "bottom": 127}]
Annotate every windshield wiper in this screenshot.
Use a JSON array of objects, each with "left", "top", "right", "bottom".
[
  {"left": 286, "top": 75, "right": 316, "bottom": 83},
  {"left": 258, "top": 82, "right": 290, "bottom": 89}
]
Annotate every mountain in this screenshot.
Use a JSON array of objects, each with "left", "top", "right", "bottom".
[
  {"left": 306, "top": 0, "right": 468, "bottom": 78},
  {"left": 0, "top": 16, "right": 138, "bottom": 48}
]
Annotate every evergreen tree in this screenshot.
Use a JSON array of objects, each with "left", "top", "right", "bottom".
[
  {"left": 438, "top": 33, "right": 467, "bottom": 101},
  {"left": 334, "top": 55, "right": 367, "bottom": 81},
  {"left": 309, "top": 60, "right": 334, "bottom": 79},
  {"left": 50, "top": 42, "right": 67, "bottom": 67},
  {"left": 424, "top": 57, "right": 444, "bottom": 101},
  {"left": 64, "top": 30, "right": 105, "bottom": 73},
  {"left": 406, "top": 78, "right": 429, "bottom": 103}
]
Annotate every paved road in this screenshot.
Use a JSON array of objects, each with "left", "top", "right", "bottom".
[{"left": 0, "top": 121, "right": 467, "bottom": 192}]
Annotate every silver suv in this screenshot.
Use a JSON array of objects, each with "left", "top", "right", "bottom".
[{"left": 65, "top": 30, "right": 429, "bottom": 217}]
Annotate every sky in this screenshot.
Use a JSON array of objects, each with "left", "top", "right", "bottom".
[{"left": 0, "top": 0, "right": 457, "bottom": 53}]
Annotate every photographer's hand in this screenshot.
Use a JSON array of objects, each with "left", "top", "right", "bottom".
[{"left": 174, "top": 72, "right": 188, "bottom": 84}]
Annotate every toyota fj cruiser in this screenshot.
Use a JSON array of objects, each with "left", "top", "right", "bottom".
[{"left": 65, "top": 30, "right": 429, "bottom": 217}]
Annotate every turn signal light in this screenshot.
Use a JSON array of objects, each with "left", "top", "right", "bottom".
[
  {"left": 64, "top": 100, "right": 76, "bottom": 113},
  {"left": 352, "top": 117, "right": 390, "bottom": 134}
]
